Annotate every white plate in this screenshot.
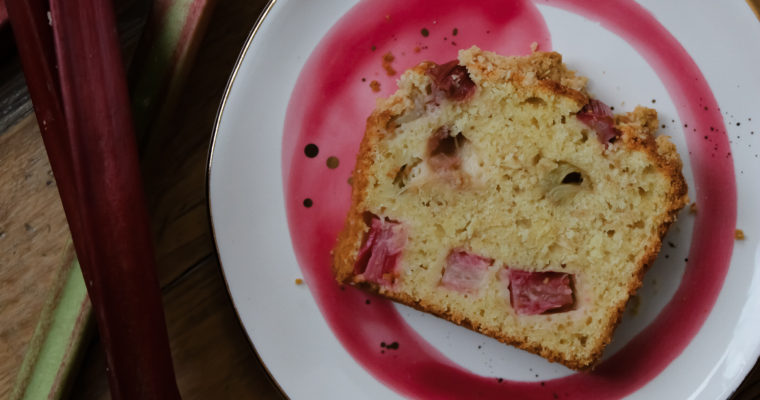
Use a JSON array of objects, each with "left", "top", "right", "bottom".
[{"left": 208, "top": 0, "right": 760, "bottom": 398}]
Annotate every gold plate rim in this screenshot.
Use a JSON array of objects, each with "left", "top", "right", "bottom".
[{"left": 204, "top": 0, "right": 289, "bottom": 398}]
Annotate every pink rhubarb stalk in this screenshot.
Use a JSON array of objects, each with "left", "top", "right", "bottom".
[{"left": 7, "top": 0, "right": 182, "bottom": 398}]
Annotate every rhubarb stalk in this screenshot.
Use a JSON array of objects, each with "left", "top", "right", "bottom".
[
  {"left": 6, "top": 0, "right": 182, "bottom": 398},
  {"left": 0, "top": 0, "right": 8, "bottom": 28}
]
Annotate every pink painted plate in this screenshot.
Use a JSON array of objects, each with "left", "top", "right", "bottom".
[{"left": 208, "top": 0, "right": 760, "bottom": 398}]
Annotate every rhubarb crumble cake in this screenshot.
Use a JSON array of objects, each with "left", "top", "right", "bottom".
[{"left": 332, "top": 46, "right": 688, "bottom": 370}]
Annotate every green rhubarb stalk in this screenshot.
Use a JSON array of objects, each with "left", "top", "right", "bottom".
[
  {"left": 11, "top": 257, "right": 92, "bottom": 400},
  {"left": 130, "top": 0, "right": 220, "bottom": 142}
]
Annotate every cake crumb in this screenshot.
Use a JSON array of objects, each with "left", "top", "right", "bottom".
[
  {"left": 413, "top": 46, "right": 421, "bottom": 53},
  {"left": 689, "top": 202, "right": 697, "bottom": 214},
  {"left": 735, "top": 229, "right": 745, "bottom": 240},
  {"left": 382, "top": 52, "right": 397, "bottom": 76},
  {"left": 370, "top": 80, "right": 381, "bottom": 92},
  {"left": 530, "top": 41, "right": 539, "bottom": 52},
  {"left": 295, "top": 278, "right": 304, "bottom": 285}
]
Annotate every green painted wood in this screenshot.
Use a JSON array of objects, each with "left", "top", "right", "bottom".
[{"left": 11, "top": 259, "right": 91, "bottom": 400}]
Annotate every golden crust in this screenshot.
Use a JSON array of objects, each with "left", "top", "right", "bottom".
[
  {"left": 350, "top": 282, "right": 602, "bottom": 369},
  {"left": 588, "top": 107, "right": 689, "bottom": 368},
  {"left": 459, "top": 47, "right": 589, "bottom": 106},
  {"left": 332, "top": 47, "right": 688, "bottom": 370},
  {"left": 332, "top": 99, "right": 398, "bottom": 282}
]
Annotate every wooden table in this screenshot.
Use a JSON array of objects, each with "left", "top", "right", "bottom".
[{"left": 0, "top": 1, "right": 758, "bottom": 398}]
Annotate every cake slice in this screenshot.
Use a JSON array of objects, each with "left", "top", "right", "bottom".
[{"left": 333, "top": 46, "right": 688, "bottom": 370}]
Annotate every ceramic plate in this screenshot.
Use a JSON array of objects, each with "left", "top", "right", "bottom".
[{"left": 208, "top": 1, "right": 760, "bottom": 398}]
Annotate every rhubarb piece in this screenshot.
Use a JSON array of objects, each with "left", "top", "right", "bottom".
[
  {"left": 577, "top": 99, "right": 622, "bottom": 145},
  {"left": 507, "top": 269, "right": 574, "bottom": 315},
  {"left": 427, "top": 60, "right": 476, "bottom": 101},
  {"left": 427, "top": 126, "right": 466, "bottom": 171},
  {"left": 355, "top": 216, "right": 407, "bottom": 285},
  {"left": 440, "top": 250, "right": 493, "bottom": 294}
]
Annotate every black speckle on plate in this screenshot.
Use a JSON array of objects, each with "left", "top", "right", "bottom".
[{"left": 304, "top": 143, "right": 319, "bottom": 158}]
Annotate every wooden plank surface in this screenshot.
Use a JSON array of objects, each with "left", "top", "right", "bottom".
[
  {"left": 0, "top": 0, "right": 758, "bottom": 399},
  {"left": 0, "top": 115, "right": 76, "bottom": 399}
]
